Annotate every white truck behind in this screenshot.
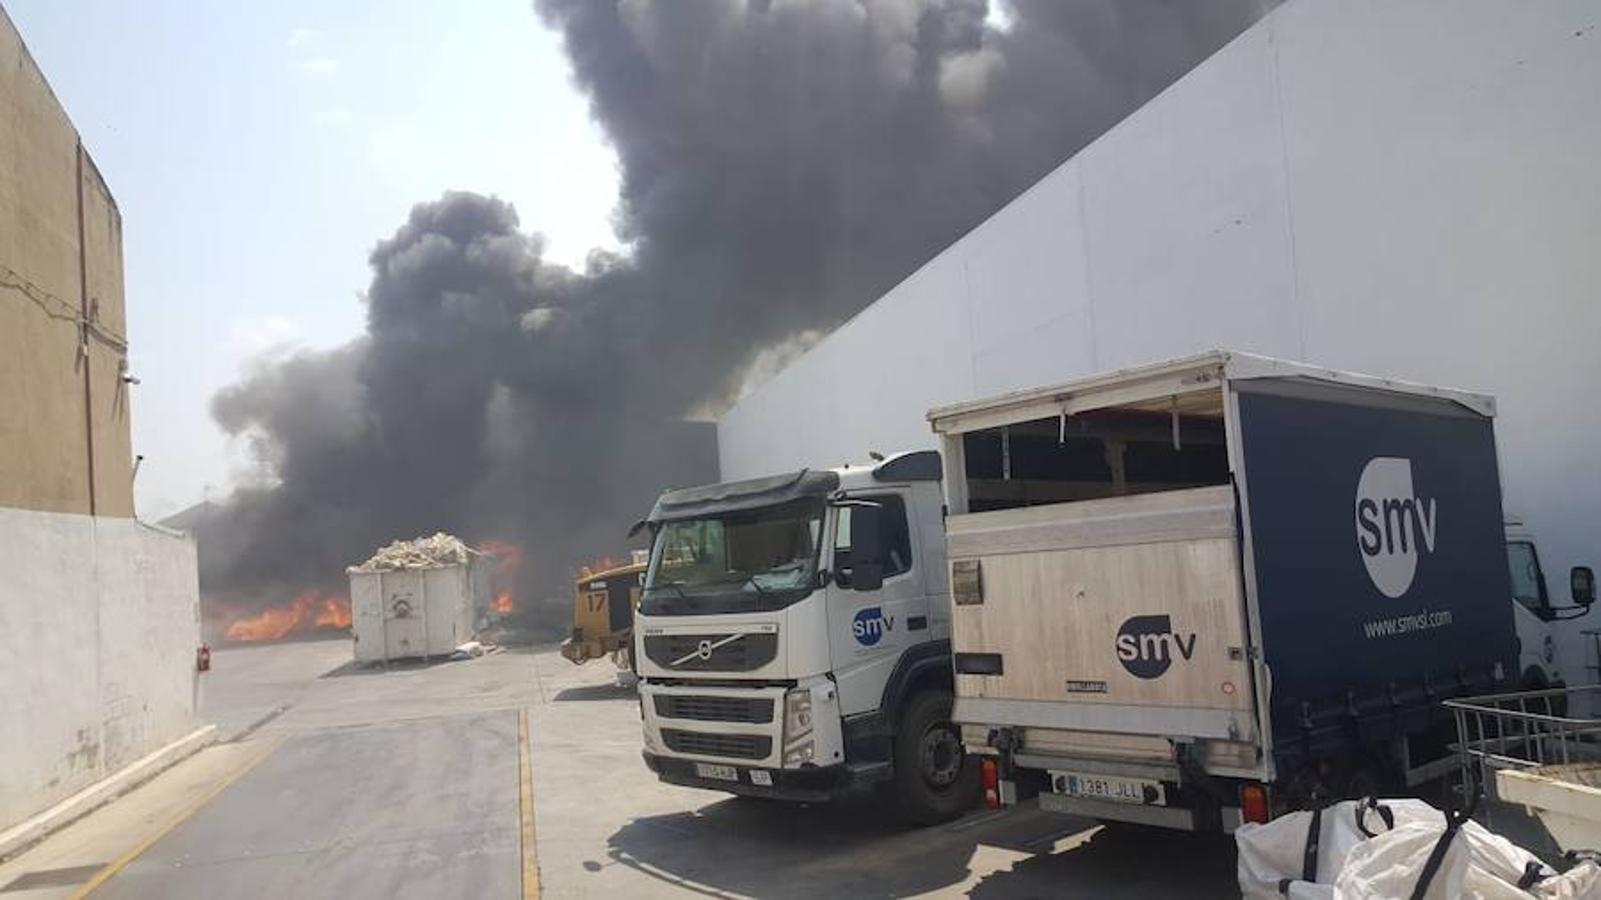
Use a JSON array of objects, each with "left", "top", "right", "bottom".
[{"left": 632, "top": 451, "right": 979, "bottom": 823}]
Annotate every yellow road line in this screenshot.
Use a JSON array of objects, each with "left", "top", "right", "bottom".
[
  {"left": 519, "top": 708, "right": 540, "bottom": 899},
  {"left": 72, "top": 740, "right": 281, "bottom": 898}
]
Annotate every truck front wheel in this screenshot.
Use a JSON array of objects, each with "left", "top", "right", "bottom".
[{"left": 886, "top": 691, "right": 979, "bottom": 825}]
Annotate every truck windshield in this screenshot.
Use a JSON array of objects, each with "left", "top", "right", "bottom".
[{"left": 642, "top": 497, "right": 824, "bottom": 615}]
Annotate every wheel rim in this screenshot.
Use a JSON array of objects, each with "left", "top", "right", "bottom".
[{"left": 919, "top": 723, "right": 964, "bottom": 790}]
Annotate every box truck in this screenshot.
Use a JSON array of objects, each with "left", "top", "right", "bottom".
[
  {"left": 928, "top": 350, "right": 1593, "bottom": 831},
  {"left": 631, "top": 452, "right": 980, "bottom": 823}
]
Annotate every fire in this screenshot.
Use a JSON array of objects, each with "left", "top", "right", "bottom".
[
  {"left": 226, "top": 588, "right": 350, "bottom": 642},
  {"left": 315, "top": 594, "right": 352, "bottom": 628},
  {"left": 480, "top": 539, "right": 524, "bottom": 617}
]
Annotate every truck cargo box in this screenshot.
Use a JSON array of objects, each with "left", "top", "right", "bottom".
[{"left": 930, "top": 351, "right": 1516, "bottom": 794}]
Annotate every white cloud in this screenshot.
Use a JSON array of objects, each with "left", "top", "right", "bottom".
[
  {"left": 985, "top": 1, "right": 1015, "bottom": 32},
  {"left": 226, "top": 315, "right": 301, "bottom": 360}
]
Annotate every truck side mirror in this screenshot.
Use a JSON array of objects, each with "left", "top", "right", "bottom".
[
  {"left": 1573, "top": 566, "right": 1596, "bottom": 607},
  {"left": 849, "top": 503, "right": 885, "bottom": 592},
  {"left": 853, "top": 563, "right": 884, "bottom": 592}
]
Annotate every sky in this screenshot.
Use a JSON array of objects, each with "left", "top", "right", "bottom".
[{"left": 5, "top": 0, "right": 621, "bottom": 520}]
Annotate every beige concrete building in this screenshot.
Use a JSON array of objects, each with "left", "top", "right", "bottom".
[
  {"left": 1, "top": 3, "right": 134, "bottom": 517},
  {"left": 0, "top": 5, "right": 207, "bottom": 843}
]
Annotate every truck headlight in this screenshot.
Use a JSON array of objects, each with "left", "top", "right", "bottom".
[
  {"left": 784, "top": 688, "right": 814, "bottom": 744},
  {"left": 783, "top": 742, "right": 815, "bottom": 767}
]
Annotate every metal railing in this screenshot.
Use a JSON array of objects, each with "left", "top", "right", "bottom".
[{"left": 1445, "top": 685, "right": 1601, "bottom": 809}]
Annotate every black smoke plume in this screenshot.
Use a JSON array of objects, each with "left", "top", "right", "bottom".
[{"left": 196, "top": 0, "right": 1271, "bottom": 637}]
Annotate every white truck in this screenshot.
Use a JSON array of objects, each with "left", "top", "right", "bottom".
[
  {"left": 632, "top": 451, "right": 979, "bottom": 823},
  {"left": 927, "top": 351, "right": 1594, "bottom": 831},
  {"left": 1506, "top": 517, "right": 1590, "bottom": 696}
]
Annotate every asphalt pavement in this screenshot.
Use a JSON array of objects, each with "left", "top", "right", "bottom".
[{"left": 0, "top": 640, "right": 1240, "bottom": 898}]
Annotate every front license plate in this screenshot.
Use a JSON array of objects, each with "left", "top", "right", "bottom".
[
  {"left": 1057, "top": 771, "right": 1165, "bottom": 805},
  {"left": 694, "top": 763, "right": 739, "bottom": 782}
]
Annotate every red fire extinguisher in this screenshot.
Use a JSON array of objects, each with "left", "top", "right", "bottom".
[{"left": 197, "top": 643, "right": 212, "bottom": 673}]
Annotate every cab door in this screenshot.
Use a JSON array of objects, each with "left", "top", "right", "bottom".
[
  {"left": 826, "top": 491, "right": 930, "bottom": 716},
  {"left": 1507, "top": 539, "right": 1559, "bottom": 685}
]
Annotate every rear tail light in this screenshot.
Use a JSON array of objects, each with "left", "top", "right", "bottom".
[
  {"left": 981, "top": 758, "right": 1001, "bottom": 810},
  {"left": 1240, "top": 783, "right": 1271, "bottom": 824}
]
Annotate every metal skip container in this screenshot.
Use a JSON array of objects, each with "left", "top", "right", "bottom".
[{"left": 348, "top": 533, "right": 489, "bottom": 663}]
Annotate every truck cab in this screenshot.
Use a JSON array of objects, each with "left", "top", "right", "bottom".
[
  {"left": 633, "top": 450, "right": 977, "bottom": 823},
  {"left": 1506, "top": 518, "right": 1595, "bottom": 691}
]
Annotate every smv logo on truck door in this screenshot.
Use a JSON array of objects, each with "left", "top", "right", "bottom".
[
  {"left": 1115, "top": 615, "right": 1197, "bottom": 679},
  {"left": 1355, "top": 457, "right": 1438, "bottom": 598},
  {"left": 852, "top": 606, "right": 894, "bottom": 647}
]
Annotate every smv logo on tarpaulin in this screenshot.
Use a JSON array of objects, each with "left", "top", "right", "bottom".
[{"left": 1355, "top": 457, "right": 1438, "bottom": 598}]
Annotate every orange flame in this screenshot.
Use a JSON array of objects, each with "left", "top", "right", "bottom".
[
  {"left": 480, "top": 540, "right": 524, "bottom": 617},
  {"left": 226, "top": 589, "right": 350, "bottom": 642}
]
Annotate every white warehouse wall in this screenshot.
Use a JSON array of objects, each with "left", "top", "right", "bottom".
[
  {"left": 719, "top": 0, "right": 1601, "bottom": 673},
  {"left": 0, "top": 508, "right": 202, "bottom": 831}
]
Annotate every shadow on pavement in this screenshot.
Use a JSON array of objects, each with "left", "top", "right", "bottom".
[
  {"left": 554, "top": 683, "right": 638, "bottom": 702},
  {"left": 604, "top": 795, "right": 1240, "bottom": 898},
  {"left": 967, "top": 822, "right": 1239, "bottom": 898},
  {"left": 319, "top": 657, "right": 464, "bottom": 678},
  {"left": 605, "top": 792, "right": 976, "bottom": 898}
]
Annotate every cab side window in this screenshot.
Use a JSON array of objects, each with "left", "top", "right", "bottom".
[
  {"left": 834, "top": 495, "right": 913, "bottom": 587},
  {"left": 1507, "top": 541, "right": 1546, "bottom": 613}
]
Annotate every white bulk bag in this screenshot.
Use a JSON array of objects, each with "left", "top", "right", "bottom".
[
  {"left": 1237, "top": 798, "right": 1601, "bottom": 899},
  {"left": 1335, "top": 817, "right": 1601, "bottom": 899},
  {"left": 1238, "top": 798, "right": 1441, "bottom": 899}
]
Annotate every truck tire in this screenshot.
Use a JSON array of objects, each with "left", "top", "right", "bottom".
[
  {"left": 1521, "top": 669, "right": 1567, "bottom": 718},
  {"left": 886, "top": 691, "right": 979, "bottom": 825}
]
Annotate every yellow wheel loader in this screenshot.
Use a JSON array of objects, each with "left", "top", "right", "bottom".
[{"left": 558, "top": 558, "right": 647, "bottom": 680}]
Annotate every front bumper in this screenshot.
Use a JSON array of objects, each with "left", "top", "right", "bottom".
[{"left": 642, "top": 751, "right": 850, "bottom": 803}]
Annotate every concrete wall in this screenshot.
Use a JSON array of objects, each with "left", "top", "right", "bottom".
[
  {"left": 0, "top": 507, "right": 201, "bottom": 831},
  {"left": 720, "top": 0, "right": 1601, "bottom": 674},
  {"left": 0, "top": 4, "right": 134, "bottom": 517}
]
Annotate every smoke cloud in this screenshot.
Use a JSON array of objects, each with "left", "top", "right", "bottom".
[{"left": 196, "top": 0, "right": 1271, "bottom": 636}]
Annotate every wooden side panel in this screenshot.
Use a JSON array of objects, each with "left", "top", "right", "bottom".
[{"left": 951, "top": 488, "right": 1252, "bottom": 720}]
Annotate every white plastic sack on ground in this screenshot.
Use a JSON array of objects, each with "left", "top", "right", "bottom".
[
  {"left": 1336, "top": 818, "right": 1601, "bottom": 899},
  {"left": 1238, "top": 798, "right": 1442, "bottom": 899},
  {"left": 1239, "top": 797, "right": 1601, "bottom": 899}
]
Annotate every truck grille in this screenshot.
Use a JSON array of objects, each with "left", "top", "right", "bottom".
[
  {"left": 661, "top": 729, "right": 773, "bottom": 760},
  {"left": 642, "top": 633, "right": 778, "bottom": 672},
  {"left": 654, "top": 695, "right": 775, "bottom": 724}
]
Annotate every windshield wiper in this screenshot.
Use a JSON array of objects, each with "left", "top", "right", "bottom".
[
  {"left": 645, "top": 580, "right": 690, "bottom": 609},
  {"left": 689, "top": 573, "right": 775, "bottom": 603}
]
